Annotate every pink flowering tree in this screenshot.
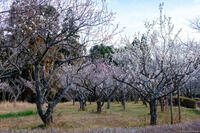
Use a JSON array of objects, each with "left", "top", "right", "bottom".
[
  {"left": 60, "top": 64, "right": 89, "bottom": 111},
  {"left": 73, "top": 59, "right": 121, "bottom": 112}
]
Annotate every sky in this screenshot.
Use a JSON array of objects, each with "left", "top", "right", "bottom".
[{"left": 107, "top": 0, "right": 200, "bottom": 41}]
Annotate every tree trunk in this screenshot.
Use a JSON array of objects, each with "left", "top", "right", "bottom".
[
  {"left": 79, "top": 100, "right": 86, "bottom": 111},
  {"left": 35, "top": 65, "right": 54, "bottom": 126},
  {"left": 149, "top": 100, "right": 157, "bottom": 125},
  {"left": 165, "top": 96, "right": 169, "bottom": 111},
  {"left": 2, "top": 91, "right": 6, "bottom": 102},
  {"left": 170, "top": 93, "right": 173, "bottom": 124},
  {"left": 36, "top": 102, "right": 54, "bottom": 126},
  {"left": 142, "top": 98, "right": 148, "bottom": 107},
  {"left": 178, "top": 88, "right": 181, "bottom": 123},
  {"left": 73, "top": 96, "right": 75, "bottom": 105},
  {"left": 107, "top": 99, "right": 111, "bottom": 109},
  {"left": 44, "top": 110, "right": 53, "bottom": 126},
  {"left": 121, "top": 90, "right": 126, "bottom": 110},
  {"left": 97, "top": 101, "right": 102, "bottom": 113},
  {"left": 159, "top": 98, "right": 164, "bottom": 112},
  {"left": 117, "top": 96, "right": 120, "bottom": 103},
  {"left": 134, "top": 95, "right": 139, "bottom": 104},
  {"left": 133, "top": 94, "right": 139, "bottom": 104},
  {"left": 13, "top": 97, "right": 17, "bottom": 107},
  {"left": 34, "top": 64, "right": 70, "bottom": 126},
  {"left": 113, "top": 97, "right": 116, "bottom": 102}
]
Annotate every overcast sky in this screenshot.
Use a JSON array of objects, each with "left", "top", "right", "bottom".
[{"left": 107, "top": 0, "right": 200, "bottom": 41}]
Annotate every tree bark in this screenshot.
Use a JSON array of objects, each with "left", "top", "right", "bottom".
[
  {"left": 170, "top": 93, "right": 173, "bottom": 124},
  {"left": 79, "top": 99, "right": 86, "bottom": 111},
  {"left": 2, "top": 92, "right": 6, "bottom": 102},
  {"left": 149, "top": 100, "right": 157, "bottom": 125},
  {"left": 142, "top": 98, "right": 148, "bottom": 107},
  {"left": 107, "top": 99, "right": 111, "bottom": 109},
  {"left": 165, "top": 96, "right": 169, "bottom": 111},
  {"left": 43, "top": 105, "right": 54, "bottom": 126},
  {"left": 73, "top": 96, "right": 75, "bottom": 105},
  {"left": 121, "top": 90, "right": 126, "bottom": 110},
  {"left": 36, "top": 102, "right": 54, "bottom": 126},
  {"left": 159, "top": 98, "right": 165, "bottom": 112},
  {"left": 134, "top": 95, "right": 139, "bottom": 104},
  {"left": 178, "top": 87, "right": 181, "bottom": 123},
  {"left": 44, "top": 113, "right": 53, "bottom": 126},
  {"left": 97, "top": 101, "right": 102, "bottom": 113},
  {"left": 116, "top": 96, "right": 120, "bottom": 103},
  {"left": 90, "top": 98, "right": 92, "bottom": 105}
]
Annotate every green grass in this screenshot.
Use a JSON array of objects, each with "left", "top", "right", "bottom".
[{"left": 0, "top": 110, "right": 37, "bottom": 119}]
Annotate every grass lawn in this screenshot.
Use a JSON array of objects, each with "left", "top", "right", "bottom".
[{"left": 0, "top": 101, "right": 199, "bottom": 132}]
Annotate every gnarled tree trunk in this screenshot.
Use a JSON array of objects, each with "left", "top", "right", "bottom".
[
  {"left": 36, "top": 101, "right": 54, "bottom": 126},
  {"left": 35, "top": 65, "right": 70, "bottom": 126}
]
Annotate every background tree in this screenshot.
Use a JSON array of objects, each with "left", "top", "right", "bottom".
[
  {"left": 182, "top": 73, "right": 200, "bottom": 98},
  {"left": 89, "top": 44, "right": 114, "bottom": 61},
  {"left": 73, "top": 59, "right": 120, "bottom": 112}
]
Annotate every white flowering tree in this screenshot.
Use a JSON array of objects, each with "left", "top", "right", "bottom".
[{"left": 113, "top": 5, "right": 200, "bottom": 125}]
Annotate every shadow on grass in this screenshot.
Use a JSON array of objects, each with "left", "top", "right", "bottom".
[{"left": 0, "top": 110, "right": 37, "bottom": 119}]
